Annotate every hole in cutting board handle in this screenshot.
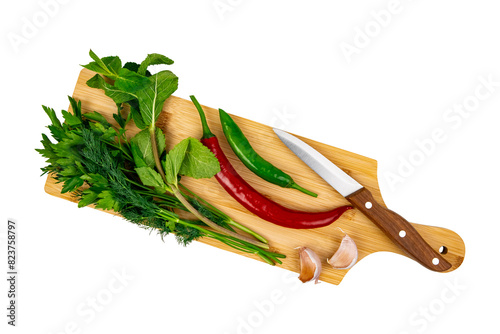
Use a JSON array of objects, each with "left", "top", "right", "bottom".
[{"left": 439, "top": 246, "right": 448, "bottom": 254}]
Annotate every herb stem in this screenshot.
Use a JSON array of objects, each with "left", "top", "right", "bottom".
[
  {"left": 170, "top": 186, "right": 268, "bottom": 249},
  {"left": 156, "top": 210, "right": 282, "bottom": 265},
  {"left": 147, "top": 122, "right": 267, "bottom": 249},
  {"left": 150, "top": 126, "right": 167, "bottom": 181},
  {"left": 178, "top": 184, "right": 268, "bottom": 243},
  {"left": 125, "top": 177, "right": 153, "bottom": 191}
]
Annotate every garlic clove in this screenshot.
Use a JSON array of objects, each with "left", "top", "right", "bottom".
[
  {"left": 327, "top": 232, "right": 358, "bottom": 270},
  {"left": 297, "top": 247, "right": 322, "bottom": 284}
]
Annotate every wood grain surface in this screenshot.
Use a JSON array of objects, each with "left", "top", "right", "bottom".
[
  {"left": 346, "top": 188, "right": 452, "bottom": 272},
  {"left": 44, "top": 69, "right": 466, "bottom": 285}
]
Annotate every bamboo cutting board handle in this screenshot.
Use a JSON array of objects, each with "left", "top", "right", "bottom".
[
  {"left": 346, "top": 188, "right": 451, "bottom": 272},
  {"left": 43, "top": 69, "right": 466, "bottom": 284}
]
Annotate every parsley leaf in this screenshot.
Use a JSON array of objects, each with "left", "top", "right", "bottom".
[
  {"left": 61, "top": 176, "right": 85, "bottom": 193},
  {"left": 83, "top": 110, "right": 111, "bottom": 126},
  {"left": 78, "top": 189, "right": 100, "bottom": 208},
  {"left": 62, "top": 110, "right": 82, "bottom": 127}
]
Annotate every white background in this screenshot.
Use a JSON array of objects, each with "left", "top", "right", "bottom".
[{"left": 1, "top": 1, "right": 499, "bottom": 333}]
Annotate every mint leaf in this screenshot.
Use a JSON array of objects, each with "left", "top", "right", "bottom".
[
  {"left": 131, "top": 128, "right": 166, "bottom": 168},
  {"left": 86, "top": 74, "right": 136, "bottom": 104},
  {"left": 161, "top": 138, "right": 220, "bottom": 185},
  {"left": 113, "top": 111, "right": 127, "bottom": 128},
  {"left": 123, "top": 61, "right": 151, "bottom": 77},
  {"left": 130, "top": 142, "right": 148, "bottom": 168},
  {"left": 180, "top": 138, "right": 220, "bottom": 179},
  {"left": 101, "top": 56, "right": 122, "bottom": 74},
  {"left": 156, "top": 128, "right": 166, "bottom": 155},
  {"left": 136, "top": 70, "right": 178, "bottom": 127},
  {"left": 123, "top": 62, "right": 140, "bottom": 73},
  {"left": 135, "top": 167, "right": 166, "bottom": 188},
  {"left": 138, "top": 53, "right": 174, "bottom": 76},
  {"left": 84, "top": 51, "right": 148, "bottom": 94},
  {"left": 82, "top": 50, "right": 121, "bottom": 79},
  {"left": 127, "top": 100, "right": 147, "bottom": 129},
  {"left": 162, "top": 138, "right": 189, "bottom": 185},
  {"left": 123, "top": 62, "right": 153, "bottom": 77},
  {"left": 114, "top": 68, "right": 150, "bottom": 93},
  {"left": 132, "top": 130, "right": 154, "bottom": 168}
]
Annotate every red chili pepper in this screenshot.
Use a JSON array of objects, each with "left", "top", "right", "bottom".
[{"left": 190, "top": 96, "right": 352, "bottom": 229}]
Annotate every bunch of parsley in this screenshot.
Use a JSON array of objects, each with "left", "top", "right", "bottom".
[{"left": 37, "top": 51, "right": 285, "bottom": 265}]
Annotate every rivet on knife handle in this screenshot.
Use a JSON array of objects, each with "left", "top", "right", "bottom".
[{"left": 346, "top": 188, "right": 452, "bottom": 272}]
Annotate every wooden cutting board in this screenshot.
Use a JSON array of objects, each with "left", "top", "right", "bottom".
[{"left": 44, "top": 69, "right": 466, "bottom": 285}]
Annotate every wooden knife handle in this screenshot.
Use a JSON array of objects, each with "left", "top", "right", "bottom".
[{"left": 346, "top": 188, "right": 452, "bottom": 272}]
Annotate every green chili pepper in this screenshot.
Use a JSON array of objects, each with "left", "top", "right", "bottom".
[{"left": 219, "top": 109, "right": 318, "bottom": 197}]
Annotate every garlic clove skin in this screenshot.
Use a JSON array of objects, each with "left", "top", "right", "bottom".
[
  {"left": 327, "top": 233, "right": 358, "bottom": 270},
  {"left": 297, "top": 247, "right": 322, "bottom": 284}
]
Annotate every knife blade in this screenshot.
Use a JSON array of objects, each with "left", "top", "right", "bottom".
[{"left": 273, "top": 128, "right": 452, "bottom": 272}]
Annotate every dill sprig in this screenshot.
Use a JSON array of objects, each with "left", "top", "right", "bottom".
[{"left": 37, "top": 96, "right": 285, "bottom": 264}]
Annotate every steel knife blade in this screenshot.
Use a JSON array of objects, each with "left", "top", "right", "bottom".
[
  {"left": 273, "top": 128, "right": 452, "bottom": 272},
  {"left": 273, "top": 129, "right": 363, "bottom": 197}
]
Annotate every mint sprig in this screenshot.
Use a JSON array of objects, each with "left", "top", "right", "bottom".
[
  {"left": 80, "top": 50, "right": 270, "bottom": 252},
  {"left": 37, "top": 96, "right": 284, "bottom": 264}
]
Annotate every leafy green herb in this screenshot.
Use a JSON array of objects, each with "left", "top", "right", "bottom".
[
  {"left": 81, "top": 51, "right": 121, "bottom": 78},
  {"left": 135, "top": 70, "right": 178, "bottom": 127},
  {"left": 163, "top": 138, "right": 189, "bottom": 186},
  {"left": 179, "top": 138, "right": 220, "bottom": 179},
  {"left": 138, "top": 53, "right": 174, "bottom": 76},
  {"left": 38, "top": 51, "right": 286, "bottom": 265},
  {"left": 113, "top": 68, "right": 150, "bottom": 93},
  {"left": 86, "top": 74, "right": 136, "bottom": 105},
  {"left": 37, "top": 90, "right": 283, "bottom": 264},
  {"left": 123, "top": 61, "right": 151, "bottom": 76},
  {"left": 131, "top": 129, "right": 166, "bottom": 169},
  {"left": 82, "top": 51, "right": 234, "bottom": 244},
  {"left": 135, "top": 167, "right": 167, "bottom": 189}
]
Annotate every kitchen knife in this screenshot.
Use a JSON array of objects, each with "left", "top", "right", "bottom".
[{"left": 273, "top": 128, "right": 452, "bottom": 272}]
